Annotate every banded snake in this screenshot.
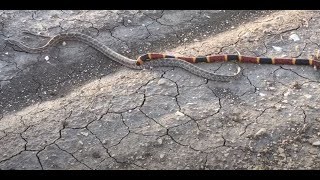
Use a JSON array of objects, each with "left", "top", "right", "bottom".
[{"left": 5, "top": 32, "right": 320, "bottom": 82}]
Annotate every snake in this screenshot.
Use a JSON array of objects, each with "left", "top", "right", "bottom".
[
  {"left": 7, "top": 32, "right": 320, "bottom": 81},
  {"left": 5, "top": 32, "right": 242, "bottom": 82}
]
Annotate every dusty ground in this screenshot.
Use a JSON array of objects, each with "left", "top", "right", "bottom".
[{"left": 1, "top": 10, "right": 320, "bottom": 170}]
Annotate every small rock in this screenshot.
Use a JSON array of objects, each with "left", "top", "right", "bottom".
[
  {"left": 157, "top": 79, "right": 169, "bottom": 86},
  {"left": 275, "top": 104, "right": 285, "bottom": 111},
  {"left": 312, "top": 141, "right": 320, "bottom": 146},
  {"left": 160, "top": 154, "right": 165, "bottom": 159},
  {"left": 175, "top": 111, "right": 185, "bottom": 116},
  {"left": 45, "top": 56, "right": 49, "bottom": 61},
  {"left": 259, "top": 93, "right": 266, "bottom": 97},
  {"left": 157, "top": 138, "right": 163, "bottom": 145},
  {"left": 278, "top": 147, "right": 285, "bottom": 154},
  {"left": 304, "top": 94, "right": 312, "bottom": 99},
  {"left": 292, "top": 81, "right": 302, "bottom": 89},
  {"left": 255, "top": 128, "right": 267, "bottom": 137},
  {"left": 284, "top": 91, "right": 290, "bottom": 97},
  {"left": 279, "top": 153, "right": 286, "bottom": 158},
  {"left": 80, "top": 132, "right": 89, "bottom": 136},
  {"left": 62, "top": 41, "right": 66, "bottom": 46},
  {"left": 289, "top": 34, "right": 300, "bottom": 42},
  {"left": 272, "top": 46, "right": 282, "bottom": 52}
]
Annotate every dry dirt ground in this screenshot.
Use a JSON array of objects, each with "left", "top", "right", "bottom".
[{"left": 1, "top": 10, "right": 320, "bottom": 170}]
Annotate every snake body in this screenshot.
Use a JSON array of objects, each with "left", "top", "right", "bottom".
[
  {"left": 5, "top": 32, "right": 241, "bottom": 82},
  {"left": 137, "top": 53, "right": 320, "bottom": 69}
]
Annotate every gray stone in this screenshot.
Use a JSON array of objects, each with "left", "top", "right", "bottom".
[{"left": 312, "top": 141, "right": 320, "bottom": 146}]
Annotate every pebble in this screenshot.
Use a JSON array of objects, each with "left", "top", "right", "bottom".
[
  {"left": 157, "top": 138, "right": 163, "bottom": 144},
  {"left": 62, "top": 41, "right": 66, "bottom": 46},
  {"left": 80, "top": 132, "right": 89, "bottom": 136},
  {"left": 175, "top": 111, "right": 185, "bottom": 116},
  {"left": 284, "top": 91, "right": 290, "bottom": 97},
  {"left": 278, "top": 147, "right": 285, "bottom": 154},
  {"left": 304, "top": 94, "right": 312, "bottom": 99},
  {"left": 272, "top": 46, "right": 282, "bottom": 52},
  {"left": 312, "top": 141, "right": 320, "bottom": 146},
  {"left": 255, "top": 128, "right": 267, "bottom": 137},
  {"left": 45, "top": 56, "right": 49, "bottom": 61},
  {"left": 259, "top": 93, "right": 266, "bottom": 97},
  {"left": 160, "top": 153, "right": 165, "bottom": 159},
  {"left": 157, "top": 79, "right": 168, "bottom": 86},
  {"left": 289, "top": 34, "right": 300, "bottom": 42}
]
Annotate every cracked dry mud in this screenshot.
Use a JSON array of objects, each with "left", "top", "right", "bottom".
[{"left": 1, "top": 10, "right": 320, "bottom": 170}]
